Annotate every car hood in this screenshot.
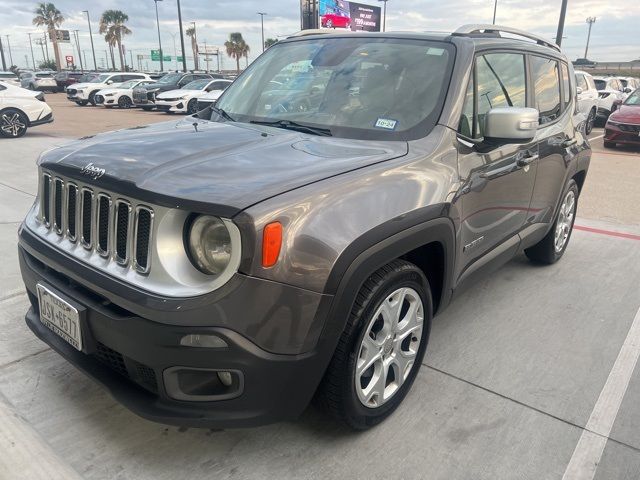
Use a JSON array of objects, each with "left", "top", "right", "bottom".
[
  {"left": 157, "top": 89, "right": 197, "bottom": 98},
  {"left": 38, "top": 119, "right": 408, "bottom": 217},
  {"left": 96, "top": 88, "right": 122, "bottom": 95},
  {"left": 71, "top": 82, "right": 104, "bottom": 90},
  {"left": 610, "top": 105, "right": 640, "bottom": 123}
]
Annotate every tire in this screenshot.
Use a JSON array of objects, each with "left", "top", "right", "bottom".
[
  {"left": 316, "top": 260, "right": 432, "bottom": 430},
  {"left": 186, "top": 98, "right": 198, "bottom": 115},
  {"left": 585, "top": 108, "right": 595, "bottom": 135},
  {"left": 75, "top": 101, "right": 88, "bottom": 106},
  {"left": 525, "top": 179, "right": 579, "bottom": 265},
  {"left": 603, "top": 141, "right": 616, "bottom": 149},
  {"left": 0, "top": 108, "right": 29, "bottom": 138},
  {"left": 88, "top": 91, "right": 98, "bottom": 106},
  {"left": 118, "top": 95, "right": 133, "bottom": 109}
]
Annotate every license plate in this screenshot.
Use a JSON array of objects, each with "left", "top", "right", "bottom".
[{"left": 37, "top": 284, "right": 83, "bottom": 351}]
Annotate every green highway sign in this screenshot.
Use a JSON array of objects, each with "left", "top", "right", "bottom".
[
  {"left": 151, "top": 50, "right": 172, "bottom": 62},
  {"left": 177, "top": 56, "right": 184, "bottom": 62}
]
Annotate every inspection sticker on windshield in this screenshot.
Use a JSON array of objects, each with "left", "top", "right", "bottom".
[{"left": 374, "top": 118, "right": 397, "bottom": 130}]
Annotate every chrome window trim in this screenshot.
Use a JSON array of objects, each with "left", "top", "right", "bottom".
[
  {"left": 65, "top": 182, "right": 79, "bottom": 243},
  {"left": 132, "top": 205, "right": 154, "bottom": 275},
  {"left": 80, "top": 187, "right": 94, "bottom": 249},
  {"left": 96, "top": 193, "right": 112, "bottom": 257}
]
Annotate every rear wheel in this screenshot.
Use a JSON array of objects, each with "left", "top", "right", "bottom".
[
  {"left": 0, "top": 109, "right": 29, "bottom": 138},
  {"left": 317, "top": 260, "right": 432, "bottom": 429},
  {"left": 75, "top": 101, "right": 88, "bottom": 106},
  {"left": 525, "top": 179, "right": 579, "bottom": 264},
  {"left": 118, "top": 95, "right": 133, "bottom": 109},
  {"left": 88, "top": 91, "right": 98, "bottom": 106}
]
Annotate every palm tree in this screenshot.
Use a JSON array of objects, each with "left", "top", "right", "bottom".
[
  {"left": 32, "top": 2, "right": 64, "bottom": 71},
  {"left": 186, "top": 26, "right": 199, "bottom": 70},
  {"left": 264, "top": 38, "right": 278, "bottom": 49},
  {"left": 104, "top": 28, "right": 117, "bottom": 70},
  {"left": 225, "top": 32, "right": 250, "bottom": 74},
  {"left": 99, "top": 10, "right": 131, "bottom": 71}
]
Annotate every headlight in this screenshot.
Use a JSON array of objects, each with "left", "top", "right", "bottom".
[
  {"left": 76, "top": 89, "right": 85, "bottom": 93},
  {"left": 105, "top": 93, "right": 114, "bottom": 97},
  {"left": 187, "top": 216, "right": 233, "bottom": 275}
]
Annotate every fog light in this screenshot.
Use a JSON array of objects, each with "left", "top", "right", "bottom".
[
  {"left": 218, "top": 371, "right": 233, "bottom": 386},
  {"left": 179, "top": 334, "right": 228, "bottom": 348}
]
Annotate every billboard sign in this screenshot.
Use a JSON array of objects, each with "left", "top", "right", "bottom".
[
  {"left": 318, "top": 0, "right": 381, "bottom": 32},
  {"left": 51, "top": 29, "right": 71, "bottom": 43}
]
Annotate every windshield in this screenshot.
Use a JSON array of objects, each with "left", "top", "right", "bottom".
[
  {"left": 118, "top": 80, "right": 138, "bottom": 89},
  {"left": 36, "top": 73, "right": 53, "bottom": 78},
  {"left": 158, "top": 73, "right": 183, "bottom": 84},
  {"left": 0, "top": 73, "right": 16, "bottom": 78},
  {"left": 183, "top": 79, "right": 209, "bottom": 90},
  {"left": 215, "top": 37, "right": 454, "bottom": 140},
  {"left": 624, "top": 91, "right": 640, "bottom": 106},
  {"left": 594, "top": 79, "right": 606, "bottom": 91},
  {"left": 90, "top": 74, "right": 111, "bottom": 83}
]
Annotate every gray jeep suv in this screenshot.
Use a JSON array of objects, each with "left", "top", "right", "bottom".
[{"left": 18, "top": 25, "right": 590, "bottom": 429}]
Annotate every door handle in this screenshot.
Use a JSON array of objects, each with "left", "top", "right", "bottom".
[
  {"left": 562, "top": 138, "right": 578, "bottom": 148},
  {"left": 516, "top": 152, "right": 538, "bottom": 167}
]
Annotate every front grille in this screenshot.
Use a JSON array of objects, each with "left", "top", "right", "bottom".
[
  {"left": 66, "top": 88, "right": 77, "bottom": 96},
  {"left": 618, "top": 123, "right": 640, "bottom": 133},
  {"left": 133, "top": 90, "right": 148, "bottom": 103},
  {"left": 39, "top": 171, "right": 153, "bottom": 274}
]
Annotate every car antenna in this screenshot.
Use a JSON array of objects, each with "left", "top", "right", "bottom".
[{"left": 192, "top": 122, "right": 199, "bottom": 133}]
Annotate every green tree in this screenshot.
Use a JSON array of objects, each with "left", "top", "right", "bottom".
[
  {"left": 99, "top": 10, "right": 131, "bottom": 71},
  {"left": 32, "top": 2, "right": 64, "bottom": 71},
  {"left": 186, "top": 26, "right": 199, "bottom": 70},
  {"left": 224, "top": 32, "right": 250, "bottom": 73},
  {"left": 38, "top": 59, "right": 57, "bottom": 70},
  {"left": 264, "top": 38, "right": 278, "bottom": 49}
]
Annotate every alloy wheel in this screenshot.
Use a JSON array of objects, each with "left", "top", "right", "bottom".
[
  {"left": 554, "top": 190, "right": 575, "bottom": 252},
  {"left": 355, "top": 287, "right": 424, "bottom": 408},
  {"left": 1, "top": 111, "right": 27, "bottom": 138}
]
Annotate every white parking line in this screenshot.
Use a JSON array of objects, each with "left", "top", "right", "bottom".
[
  {"left": 562, "top": 305, "right": 640, "bottom": 480},
  {"left": 589, "top": 134, "right": 604, "bottom": 142}
]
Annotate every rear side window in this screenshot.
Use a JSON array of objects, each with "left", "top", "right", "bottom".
[
  {"left": 531, "top": 56, "right": 561, "bottom": 125},
  {"left": 561, "top": 63, "right": 571, "bottom": 110},
  {"left": 587, "top": 76, "right": 596, "bottom": 90},
  {"left": 576, "top": 74, "right": 587, "bottom": 91}
]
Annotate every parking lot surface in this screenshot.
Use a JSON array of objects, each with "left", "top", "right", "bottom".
[{"left": 0, "top": 104, "right": 639, "bottom": 479}]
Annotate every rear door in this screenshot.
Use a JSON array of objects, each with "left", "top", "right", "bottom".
[
  {"left": 456, "top": 51, "right": 538, "bottom": 280},
  {"left": 527, "top": 56, "right": 576, "bottom": 225}
]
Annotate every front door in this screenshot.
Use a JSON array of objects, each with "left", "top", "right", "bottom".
[{"left": 455, "top": 52, "right": 537, "bottom": 282}]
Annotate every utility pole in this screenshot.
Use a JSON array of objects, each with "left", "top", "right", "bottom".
[
  {"left": 492, "top": 0, "right": 498, "bottom": 24},
  {"left": 555, "top": 0, "right": 569, "bottom": 47},
  {"left": 5, "top": 36, "right": 13, "bottom": 67},
  {"left": 257, "top": 12, "right": 267, "bottom": 52},
  {"left": 0, "top": 36, "right": 6, "bottom": 71},
  {"left": 377, "top": 0, "right": 388, "bottom": 32},
  {"left": 177, "top": 0, "right": 187, "bottom": 72},
  {"left": 153, "top": 0, "right": 164, "bottom": 72},
  {"left": 27, "top": 33, "right": 36, "bottom": 69},
  {"left": 74, "top": 30, "right": 83, "bottom": 70},
  {"left": 43, "top": 32, "right": 50, "bottom": 62},
  {"left": 83, "top": 11, "right": 97, "bottom": 71},
  {"left": 584, "top": 17, "right": 596, "bottom": 60}
]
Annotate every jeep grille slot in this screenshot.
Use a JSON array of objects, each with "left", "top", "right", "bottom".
[
  {"left": 38, "top": 171, "right": 155, "bottom": 276},
  {"left": 115, "top": 201, "right": 130, "bottom": 264},
  {"left": 67, "top": 184, "right": 78, "bottom": 241},
  {"left": 97, "top": 194, "right": 111, "bottom": 255},
  {"left": 53, "top": 178, "right": 63, "bottom": 234},
  {"left": 134, "top": 207, "right": 152, "bottom": 273}
]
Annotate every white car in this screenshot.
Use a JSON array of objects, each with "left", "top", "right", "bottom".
[
  {"left": 196, "top": 79, "right": 233, "bottom": 111},
  {"left": 594, "top": 76, "right": 627, "bottom": 122},
  {"left": 618, "top": 77, "right": 640, "bottom": 94},
  {"left": 94, "top": 79, "right": 156, "bottom": 109},
  {"left": 575, "top": 70, "right": 599, "bottom": 134},
  {"left": 66, "top": 72, "right": 152, "bottom": 106},
  {"left": 20, "top": 71, "right": 58, "bottom": 92},
  {"left": 0, "top": 71, "right": 21, "bottom": 87},
  {"left": 155, "top": 79, "right": 233, "bottom": 114},
  {"left": 0, "top": 82, "right": 53, "bottom": 138}
]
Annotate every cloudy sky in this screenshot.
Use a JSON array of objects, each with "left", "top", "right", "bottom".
[{"left": 0, "top": 0, "right": 638, "bottom": 70}]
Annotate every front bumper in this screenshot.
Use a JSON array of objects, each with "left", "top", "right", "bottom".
[
  {"left": 605, "top": 122, "right": 640, "bottom": 145},
  {"left": 18, "top": 226, "right": 334, "bottom": 428},
  {"left": 30, "top": 112, "right": 53, "bottom": 127},
  {"left": 155, "top": 99, "right": 186, "bottom": 113}
]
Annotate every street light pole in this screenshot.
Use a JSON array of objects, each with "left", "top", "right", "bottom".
[
  {"left": 492, "top": 0, "right": 498, "bottom": 24},
  {"left": 83, "top": 11, "right": 97, "bottom": 71},
  {"left": 257, "top": 12, "right": 267, "bottom": 52},
  {"left": 5, "top": 36, "right": 13, "bottom": 67},
  {"left": 74, "top": 30, "right": 83, "bottom": 70},
  {"left": 153, "top": 0, "right": 164, "bottom": 72},
  {"left": 377, "top": 0, "right": 388, "bottom": 32},
  {"left": 176, "top": 0, "right": 188, "bottom": 72},
  {"left": 0, "top": 36, "right": 6, "bottom": 71},
  {"left": 27, "top": 33, "right": 36, "bottom": 69},
  {"left": 584, "top": 17, "right": 596, "bottom": 60},
  {"left": 555, "top": 0, "right": 569, "bottom": 47}
]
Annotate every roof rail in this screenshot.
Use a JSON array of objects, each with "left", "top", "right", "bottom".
[{"left": 453, "top": 24, "right": 561, "bottom": 52}]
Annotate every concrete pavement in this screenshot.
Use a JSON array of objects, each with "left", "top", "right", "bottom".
[{"left": 0, "top": 127, "right": 639, "bottom": 479}]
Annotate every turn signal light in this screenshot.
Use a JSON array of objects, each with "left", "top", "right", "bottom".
[{"left": 262, "top": 222, "right": 282, "bottom": 267}]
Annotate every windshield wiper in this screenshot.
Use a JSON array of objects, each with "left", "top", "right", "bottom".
[
  {"left": 249, "top": 119, "right": 332, "bottom": 136},
  {"left": 211, "top": 105, "right": 236, "bottom": 122}
]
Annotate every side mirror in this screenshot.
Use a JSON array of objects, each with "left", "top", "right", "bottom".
[
  {"left": 106, "top": 80, "right": 113, "bottom": 85},
  {"left": 484, "top": 107, "right": 539, "bottom": 143},
  {"left": 576, "top": 87, "right": 583, "bottom": 95},
  {"left": 624, "top": 87, "right": 632, "bottom": 93}
]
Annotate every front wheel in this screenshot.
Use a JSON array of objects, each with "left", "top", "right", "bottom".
[
  {"left": 585, "top": 108, "right": 595, "bottom": 135},
  {"left": 316, "top": 260, "right": 432, "bottom": 429},
  {"left": 525, "top": 179, "right": 579, "bottom": 264},
  {"left": 118, "top": 95, "right": 133, "bottom": 109},
  {"left": 88, "top": 91, "right": 98, "bottom": 106},
  {"left": 186, "top": 98, "right": 198, "bottom": 115},
  {"left": 0, "top": 109, "right": 29, "bottom": 138}
]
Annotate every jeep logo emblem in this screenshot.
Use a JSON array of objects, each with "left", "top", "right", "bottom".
[{"left": 80, "top": 163, "right": 106, "bottom": 180}]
